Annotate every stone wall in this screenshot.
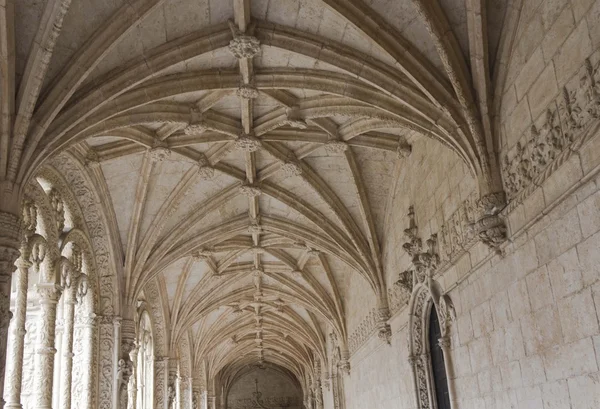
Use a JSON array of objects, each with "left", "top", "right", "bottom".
[
  {"left": 322, "top": 2, "right": 600, "bottom": 408},
  {"left": 226, "top": 368, "right": 302, "bottom": 409},
  {"left": 331, "top": 121, "right": 600, "bottom": 409}
]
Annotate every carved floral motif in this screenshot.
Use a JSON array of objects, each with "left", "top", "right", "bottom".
[{"left": 502, "top": 57, "right": 600, "bottom": 199}]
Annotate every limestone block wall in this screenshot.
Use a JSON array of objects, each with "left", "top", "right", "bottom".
[{"left": 331, "top": 128, "right": 600, "bottom": 409}]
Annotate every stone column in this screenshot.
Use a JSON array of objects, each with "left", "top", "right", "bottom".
[
  {"left": 75, "top": 313, "right": 97, "bottom": 409},
  {"left": 0, "top": 210, "right": 23, "bottom": 407},
  {"left": 206, "top": 395, "right": 216, "bottom": 409},
  {"left": 119, "top": 318, "right": 137, "bottom": 409},
  {"left": 53, "top": 316, "right": 64, "bottom": 409},
  {"left": 438, "top": 336, "right": 457, "bottom": 407},
  {"left": 33, "top": 282, "right": 62, "bottom": 409},
  {"left": 154, "top": 356, "right": 169, "bottom": 409},
  {"left": 59, "top": 284, "right": 76, "bottom": 409},
  {"left": 4, "top": 252, "right": 30, "bottom": 409},
  {"left": 59, "top": 259, "right": 87, "bottom": 409},
  {"left": 167, "top": 358, "right": 180, "bottom": 409}
]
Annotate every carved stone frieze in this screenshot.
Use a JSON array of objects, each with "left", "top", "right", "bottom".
[
  {"left": 502, "top": 57, "right": 600, "bottom": 200},
  {"left": 348, "top": 308, "right": 378, "bottom": 354}
]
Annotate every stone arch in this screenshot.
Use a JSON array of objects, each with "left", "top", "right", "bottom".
[{"left": 407, "top": 283, "right": 456, "bottom": 409}]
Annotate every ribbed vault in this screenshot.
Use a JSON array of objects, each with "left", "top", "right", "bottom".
[{"left": 2, "top": 0, "right": 512, "bottom": 399}]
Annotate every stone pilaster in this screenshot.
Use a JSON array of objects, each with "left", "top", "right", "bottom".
[
  {"left": 33, "top": 282, "right": 62, "bottom": 409},
  {"left": 0, "top": 211, "right": 23, "bottom": 407}
]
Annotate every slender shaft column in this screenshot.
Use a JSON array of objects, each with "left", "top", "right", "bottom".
[
  {"left": 33, "top": 282, "right": 62, "bottom": 409},
  {"left": 439, "top": 336, "right": 457, "bottom": 408},
  {"left": 59, "top": 285, "right": 76, "bottom": 409},
  {"left": 4, "top": 254, "right": 30, "bottom": 409},
  {"left": 0, "top": 210, "right": 23, "bottom": 407},
  {"left": 76, "top": 313, "right": 97, "bottom": 409}
]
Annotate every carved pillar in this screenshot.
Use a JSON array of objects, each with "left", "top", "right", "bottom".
[
  {"left": 0, "top": 211, "right": 23, "bottom": 407},
  {"left": 33, "top": 282, "right": 62, "bottom": 409},
  {"left": 167, "top": 358, "right": 180, "bottom": 409},
  {"left": 59, "top": 248, "right": 88, "bottom": 409},
  {"left": 74, "top": 313, "right": 97, "bottom": 409},
  {"left": 4, "top": 253, "right": 30, "bottom": 409},
  {"left": 154, "top": 357, "right": 168, "bottom": 409},
  {"left": 119, "top": 318, "right": 137, "bottom": 409},
  {"left": 53, "top": 316, "right": 64, "bottom": 409}
]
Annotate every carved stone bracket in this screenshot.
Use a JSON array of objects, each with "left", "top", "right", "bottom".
[{"left": 467, "top": 192, "right": 507, "bottom": 255}]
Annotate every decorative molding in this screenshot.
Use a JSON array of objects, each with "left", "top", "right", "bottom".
[
  {"left": 347, "top": 308, "right": 378, "bottom": 354},
  {"left": 502, "top": 56, "right": 600, "bottom": 202}
]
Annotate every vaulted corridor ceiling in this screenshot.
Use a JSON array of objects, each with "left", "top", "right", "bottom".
[{"left": 7, "top": 0, "right": 513, "bottom": 394}]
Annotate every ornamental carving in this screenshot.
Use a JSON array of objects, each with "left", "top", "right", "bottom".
[
  {"left": 408, "top": 285, "right": 455, "bottom": 409},
  {"left": 502, "top": 57, "right": 600, "bottom": 200},
  {"left": 236, "top": 85, "right": 259, "bottom": 99},
  {"left": 438, "top": 192, "right": 477, "bottom": 262},
  {"left": 50, "top": 153, "right": 116, "bottom": 315},
  {"left": 324, "top": 139, "right": 348, "bottom": 154},
  {"left": 348, "top": 308, "right": 378, "bottom": 354},
  {"left": 196, "top": 155, "right": 215, "bottom": 181},
  {"left": 228, "top": 35, "right": 261, "bottom": 59},
  {"left": 149, "top": 146, "right": 172, "bottom": 162},
  {"left": 235, "top": 133, "right": 262, "bottom": 152},
  {"left": 239, "top": 183, "right": 262, "bottom": 198},
  {"left": 280, "top": 161, "right": 302, "bottom": 178},
  {"left": 184, "top": 123, "right": 207, "bottom": 136},
  {"left": 388, "top": 269, "right": 413, "bottom": 314}
]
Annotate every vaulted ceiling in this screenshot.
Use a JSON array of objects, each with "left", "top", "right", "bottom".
[{"left": 6, "top": 0, "right": 512, "bottom": 390}]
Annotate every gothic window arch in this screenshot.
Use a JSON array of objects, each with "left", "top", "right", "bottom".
[
  {"left": 408, "top": 284, "right": 455, "bottom": 409},
  {"left": 136, "top": 310, "right": 154, "bottom": 409}
]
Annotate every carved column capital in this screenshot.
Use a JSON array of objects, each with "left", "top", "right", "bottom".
[
  {"left": 35, "top": 283, "right": 62, "bottom": 303},
  {"left": 0, "top": 211, "right": 23, "bottom": 275}
]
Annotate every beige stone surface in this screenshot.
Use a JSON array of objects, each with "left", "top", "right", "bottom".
[{"left": 2, "top": 1, "right": 600, "bottom": 408}]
